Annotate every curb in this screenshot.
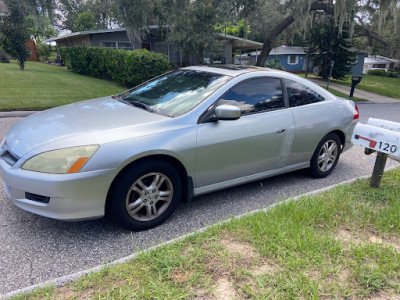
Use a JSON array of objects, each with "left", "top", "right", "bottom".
[
  {"left": 0, "top": 111, "right": 38, "bottom": 118},
  {"left": 1, "top": 164, "right": 399, "bottom": 299}
]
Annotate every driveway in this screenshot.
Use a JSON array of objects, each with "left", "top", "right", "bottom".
[{"left": 1, "top": 103, "right": 400, "bottom": 295}]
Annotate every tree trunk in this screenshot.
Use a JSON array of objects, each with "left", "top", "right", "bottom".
[
  {"left": 256, "top": 16, "right": 295, "bottom": 66},
  {"left": 18, "top": 59, "right": 24, "bottom": 70}
]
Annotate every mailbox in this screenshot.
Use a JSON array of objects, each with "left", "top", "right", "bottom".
[
  {"left": 368, "top": 118, "right": 400, "bottom": 132},
  {"left": 350, "top": 76, "right": 362, "bottom": 98},
  {"left": 351, "top": 76, "right": 362, "bottom": 84},
  {"left": 352, "top": 123, "right": 400, "bottom": 156},
  {"left": 352, "top": 118, "right": 400, "bottom": 187}
]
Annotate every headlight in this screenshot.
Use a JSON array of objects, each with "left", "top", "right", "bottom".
[{"left": 22, "top": 145, "right": 99, "bottom": 174}]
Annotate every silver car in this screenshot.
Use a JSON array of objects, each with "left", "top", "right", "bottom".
[{"left": 0, "top": 66, "right": 359, "bottom": 231}]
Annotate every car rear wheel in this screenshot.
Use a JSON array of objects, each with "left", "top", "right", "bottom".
[
  {"left": 309, "top": 133, "right": 341, "bottom": 178},
  {"left": 109, "top": 160, "right": 182, "bottom": 231}
]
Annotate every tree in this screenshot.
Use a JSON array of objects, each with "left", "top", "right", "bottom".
[
  {"left": 26, "top": 14, "right": 57, "bottom": 42},
  {"left": 0, "top": 0, "right": 30, "bottom": 70},
  {"left": 73, "top": 11, "right": 96, "bottom": 31},
  {"left": 309, "top": 15, "right": 355, "bottom": 79},
  {"left": 57, "top": 0, "right": 118, "bottom": 31},
  {"left": 253, "top": 0, "right": 398, "bottom": 66}
]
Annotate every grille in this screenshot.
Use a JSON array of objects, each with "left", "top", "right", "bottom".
[
  {"left": 1, "top": 150, "right": 19, "bottom": 166},
  {"left": 25, "top": 192, "right": 50, "bottom": 204}
]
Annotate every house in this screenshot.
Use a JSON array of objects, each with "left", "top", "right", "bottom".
[
  {"left": 235, "top": 46, "right": 366, "bottom": 75},
  {"left": 0, "top": 0, "right": 8, "bottom": 16},
  {"left": 363, "top": 56, "right": 400, "bottom": 73},
  {"left": 235, "top": 46, "right": 306, "bottom": 72},
  {"left": 46, "top": 28, "right": 263, "bottom": 65}
]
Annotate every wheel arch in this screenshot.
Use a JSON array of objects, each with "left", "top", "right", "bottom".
[
  {"left": 328, "top": 129, "right": 346, "bottom": 152},
  {"left": 105, "top": 154, "right": 193, "bottom": 214}
]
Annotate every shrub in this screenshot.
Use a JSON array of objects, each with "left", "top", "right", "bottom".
[
  {"left": 0, "top": 49, "right": 10, "bottom": 63},
  {"left": 36, "top": 44, "right": 51, "bottom": 61},
  {"left": 386, "top": 71, "right": 399, "bottom": 78},
  {"left": 366, "top": 69, "right": 399, "bottom": 78},
  {"left": 367, "top": 69, "right": 387, "bottom": 77},
  {"left": 266, "top": 58, "right": 285, "bottom": 71},
  {"left": 59, "top": 47, "right": 171, "bottom": 87}
]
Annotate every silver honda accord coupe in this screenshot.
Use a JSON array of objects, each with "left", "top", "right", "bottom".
[{"left": 0, "top": 65, "right": 359, "bottom": 231}]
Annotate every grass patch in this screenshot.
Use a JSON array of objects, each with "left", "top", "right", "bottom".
[
  {"left": 11, "top": 168, "right": 400, "bottom": 299},
  {"left": 326, "top": 87, "right": 368, "bottom": 101},
  {"left": 0, "top": 61, "right": 126, "bottom": 110},
  {"left": 301, "top": 74, "right": 400, "bottom": 98}
]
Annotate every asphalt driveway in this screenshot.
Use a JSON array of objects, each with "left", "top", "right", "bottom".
[{"left": 1, "top": 102, "right": 400, "bottom": 295}]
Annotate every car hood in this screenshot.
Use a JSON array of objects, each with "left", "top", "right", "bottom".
[{"left": 6, "top": 97, "right": 169, "bottom": 157}]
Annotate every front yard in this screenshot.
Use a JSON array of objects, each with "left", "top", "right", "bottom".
[
  {"left": 305, "top": 74, "right": 400, "bottom": 99},
  {"left": 13, "top": 168, "right": 400, "bottom": 299},
  {"left": 0, "top": 61, "right": 125, "bottom": 111}
]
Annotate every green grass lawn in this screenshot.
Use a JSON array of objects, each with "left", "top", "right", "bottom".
[
  {"left": 13, "top": 167, "right": 400, "bottom": 299},
  {"left": 0, "top": 61, "right": 126, "bottom": 110},
  {"left": 326, "top": 87, "right": 368, "bottom": 101},
  {"left": 303, "top": 74, "right": 400, "bottom": 99}
]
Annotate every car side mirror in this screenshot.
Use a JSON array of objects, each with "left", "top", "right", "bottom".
[{"left": 215, "top": 104, "right": 241, "bottom": 121}]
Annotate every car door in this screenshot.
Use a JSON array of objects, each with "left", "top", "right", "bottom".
[
  {"left": 282, "top": 78, "right": 331, "bottom": 165},
  {"left": 195, "top": 77, "right": 295, "bottom": 188}
]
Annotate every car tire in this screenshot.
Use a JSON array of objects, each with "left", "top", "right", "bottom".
[
  {"left": 309, "top": 133, "right": 341, "bottom": 178},
  {"left": 109, "top": 159, "right": 182, "bottom": 231}
]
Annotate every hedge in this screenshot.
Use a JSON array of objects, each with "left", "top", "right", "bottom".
[
  {"left": 59, "top": 47, "right": 171, "bottom": 87},
  {"left": 367, "top": 69, "right": 399, "bottom": 78}
]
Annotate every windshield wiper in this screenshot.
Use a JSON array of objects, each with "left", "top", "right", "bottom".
[
  {"left": 129, "top": 101, "right": 153, "bottom": 112},
  {"left": 119, "top": 95, "right": 154, "bottom": 112}
]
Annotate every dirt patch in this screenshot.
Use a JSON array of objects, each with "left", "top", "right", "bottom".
[
  {"left": 366, "top": 291, "right": 400, "bottom": 299},
  {"left": 54, "top": 286, "right": 78, "bottom": 300},
  {"left": 220, "top": 238, "right": 258, "bottom": 260},
  {"left": 337, "top": 268, "right": 350, "bottom": 284},
  {"left": 251, "top": 259, "right": 278, "bottom": 276},
  {"left": 335, "top": 228, "right": 362, "bottom": 244},
  {"left": 335, "top": 227, "right": 400, "bottom": 253},
  {"left": 214, "top": 277, "right": 241, "bottom": 300},
  {"left": 171, "top": 268, "right": 192, "bottom": 283}
]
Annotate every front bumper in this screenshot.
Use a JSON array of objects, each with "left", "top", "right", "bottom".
[{"left": 0, "top": 158, "right": 114, "bottom": 221}]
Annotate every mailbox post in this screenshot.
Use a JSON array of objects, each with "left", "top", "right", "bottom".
[
  {"left": 350, "top": 76, "right": 362, "bottom": 98},
  {"left": 352, "top": 118, "right": 400, "bottom": 188}
]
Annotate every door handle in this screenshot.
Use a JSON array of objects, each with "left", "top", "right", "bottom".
[{"left": 276, "top": 129, "right": 286, "bottom": 134}]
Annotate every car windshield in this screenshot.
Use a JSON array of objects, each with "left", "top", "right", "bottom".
[{"left": 122, "top": 70, "right": 231, "bottom": 117}]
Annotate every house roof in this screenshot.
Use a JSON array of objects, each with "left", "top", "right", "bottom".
[
  {"left": 44, "top": 28, "right": 263, "bottom": 50},
  {"left": 243, "top": 46, "right": 306, "bottom": 57},
  {"left": 44, "top": 28, "right": 127, "bottom": 43},
  {"left": 217, "top": 33, "right": 263, "bottom": 50},
  {"left": 364, "top": 56, "right": 391, "bottom": 64},
  {"left": 0, "top": 0, "right": 8, "bottom": 15}
]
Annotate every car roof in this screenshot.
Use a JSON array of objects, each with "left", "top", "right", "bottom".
[{"left": 183, "top": 65, "right": 270, "bottom": 77}]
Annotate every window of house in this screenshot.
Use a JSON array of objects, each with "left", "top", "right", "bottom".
[
  {"left": 283, "top": 79, "right": 325, "bottom": 107},
  {"left": 117, "top": 42, "right": 133, "bottom": 50},
  {"left": 288, "top": 55, "right": 298, "bottom": 65},
  {"left": 218, "top": 78, "right": 284, "bottom": 115},
  {"left": 100, "top": 41, "right": 133, "bottom": 50},
  {"left": 142, "top": 43, "right": 151, "bottom": 51},
  {"left": 372, "top": 64, "right": 386, "bottom": 68},
  {"left": 101, "top": 42, "right": 117, "bottom": 48}
]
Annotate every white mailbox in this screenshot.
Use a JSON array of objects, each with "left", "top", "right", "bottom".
[
  {"left": 368, "top": 118, "right": 400, "bottom": 132},
  {"left": 352, "top": 120, "right": 400, "bottom": 157}
]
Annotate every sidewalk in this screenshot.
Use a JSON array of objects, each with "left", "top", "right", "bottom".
[
  {"left": 308, "top": 78, "right": 400, "bottom": 104},
  {"left": 0, "top": 111, "right": 38, "bottom": 118}
]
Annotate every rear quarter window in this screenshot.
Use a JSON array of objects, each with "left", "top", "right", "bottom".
[{"left": 283, "top": 78, "right": 325, "bottom": 107}]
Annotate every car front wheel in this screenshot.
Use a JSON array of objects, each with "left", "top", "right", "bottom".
[
  {"left": 109, "top": 160, "right": 182, "bottom": 231},
  {"left": 309, "top": 133, "right": 341, "bottom": 178}
]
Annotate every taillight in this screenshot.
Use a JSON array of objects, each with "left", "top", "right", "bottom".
[{"left": 353, "top": 104, "right": 359, "bottom": 120}]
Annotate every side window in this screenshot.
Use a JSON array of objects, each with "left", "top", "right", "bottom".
[
  {"left": 283, "top": 79, "right": 325, "bottom": 107},
  {"left": 219, "top": 78, "right": 284, "bottom": 115}
]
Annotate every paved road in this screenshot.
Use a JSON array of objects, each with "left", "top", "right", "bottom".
[{"left": 1, "top": 103, "right": 400, "bottom": 295}]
